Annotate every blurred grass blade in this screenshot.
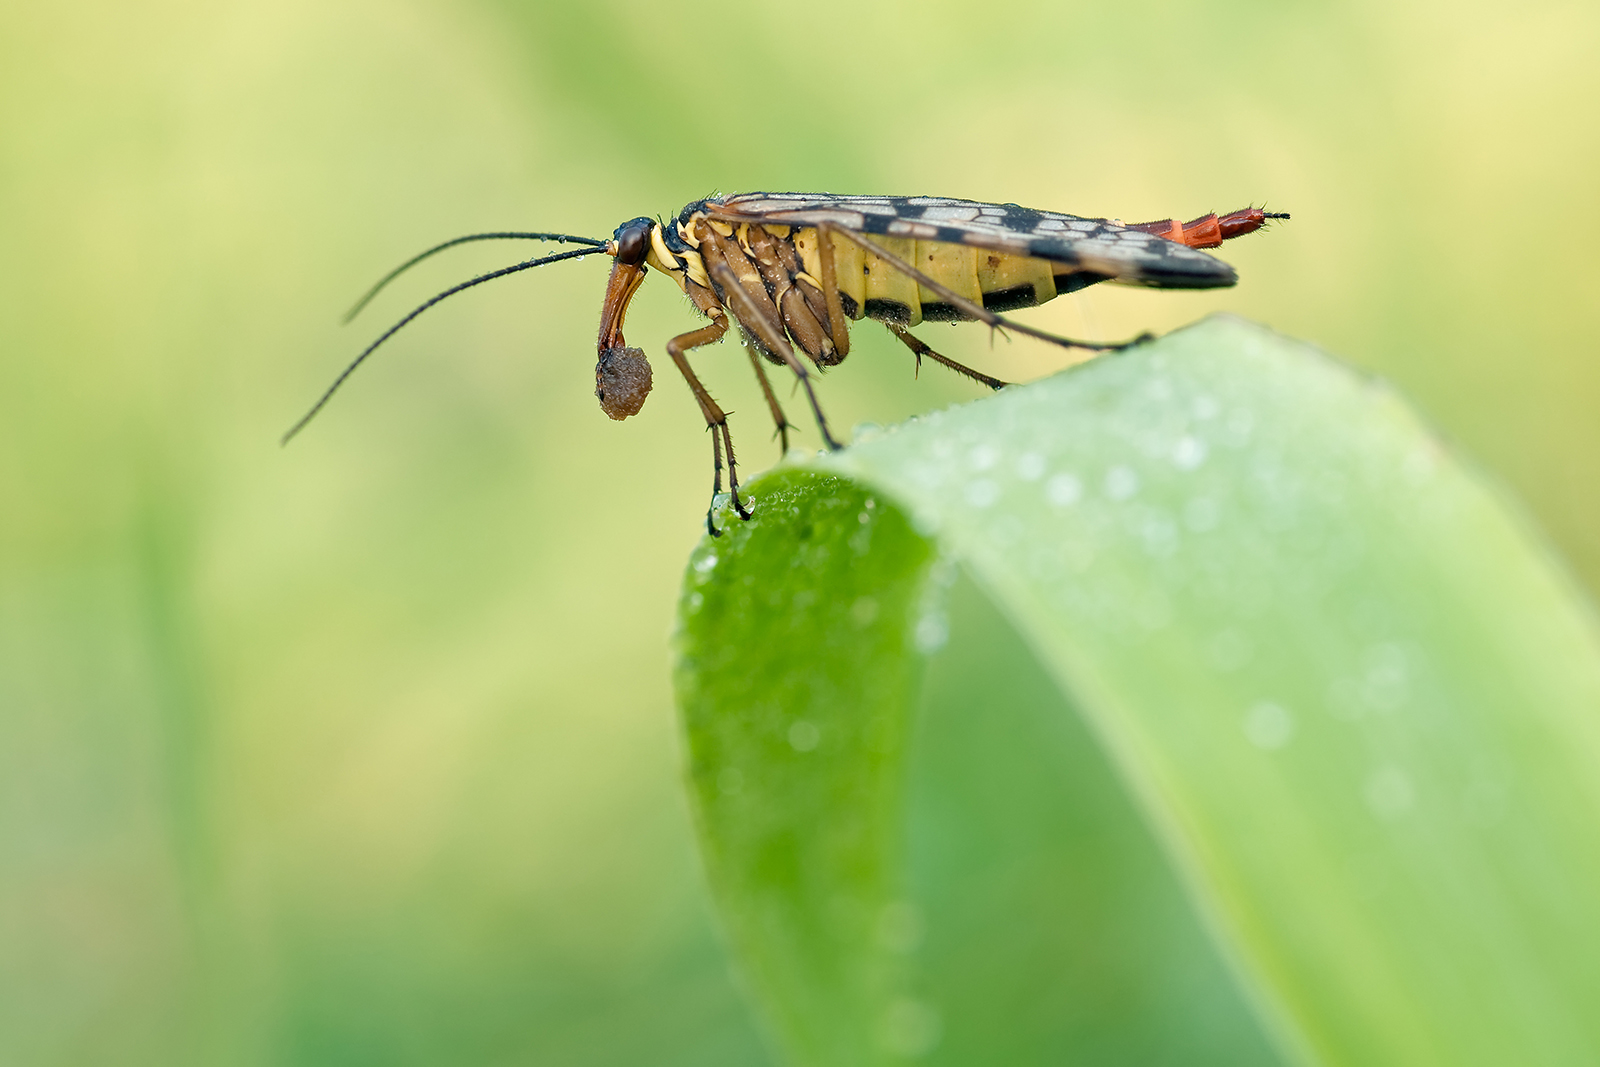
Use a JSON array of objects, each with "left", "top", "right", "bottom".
[{"left": 675, "top": 316, "right": 1600, "bottom": 1065}]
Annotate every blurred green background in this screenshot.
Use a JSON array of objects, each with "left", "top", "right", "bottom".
[{"left": 1, "top": 0, "right": 1596, "bottom": 1063}]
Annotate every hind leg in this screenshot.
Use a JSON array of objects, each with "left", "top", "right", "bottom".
[{"left": 885, "top": 323, "right": 1008, "bottom": 390}]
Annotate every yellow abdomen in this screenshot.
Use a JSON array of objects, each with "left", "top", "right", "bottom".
[{"left": 791, "top": 226, "right": 1061, "bottom": 326}]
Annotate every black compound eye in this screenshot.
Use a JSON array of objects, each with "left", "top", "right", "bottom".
[{"left": 613, "top": 217, "right": 653, "bottom": 266}]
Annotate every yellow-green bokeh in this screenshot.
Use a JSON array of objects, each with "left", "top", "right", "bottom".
[{"left": 2, "top": 0, "right": 1596, "bottom": 1063}]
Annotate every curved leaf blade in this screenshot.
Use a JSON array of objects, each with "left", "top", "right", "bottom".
[{"left": 678, "top": 316, "right": 1600, "bottom": 1065}]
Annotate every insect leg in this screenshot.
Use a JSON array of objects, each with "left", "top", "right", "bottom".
[
  {"left": 744, "top": 225, "right": 838, "bottom": 367},
  {"left": 664, "top": 316, "right": 752, "bottom": 535},
  {"left": 697, "top": 224, "right": 841, "bottom": 450},
  {"left": 885, "top": 324, "right": 1008, "bottom": 390},
  {"left": 707, "top": 260, "right": 841, "bottom": 451},
  {"left": 814, "top": 224, "right": 852, "bottom": 358},
  {"left": 743, "top": 344, "right": 793, "bottom": 453},
  {"left": 826, "top": 227, "right": 1147, "bottom": 354},
  {"left": 708, "top": 424, "right": 730, "bottom": 531}
]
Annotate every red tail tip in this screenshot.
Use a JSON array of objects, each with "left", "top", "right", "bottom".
[{"left": 1217, "top": 206, "right": 1290, "bottom": 241}]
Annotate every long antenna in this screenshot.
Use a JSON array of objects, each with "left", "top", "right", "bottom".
[
  {"left": 284, "top": 244, "right": 610, "bottom": 445},
  {"left": 342, "top": 231, "right": 607, "bottom": 324}
]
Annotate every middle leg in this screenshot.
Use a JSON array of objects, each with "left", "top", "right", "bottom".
[
  {"left": 705, "top": 259, "right": 842, "bottom": 451},
  {"left": 743, "top": 343, "right": 793, "bottom": 454}
]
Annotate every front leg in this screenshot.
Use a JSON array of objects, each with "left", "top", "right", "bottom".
[{"left": 663, "top": 314, "right": 751, "bottom": 536}]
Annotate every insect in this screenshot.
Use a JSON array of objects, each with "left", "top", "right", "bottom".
[{"left": 287, "top": 193, "right": 1288, "bottom": 535}]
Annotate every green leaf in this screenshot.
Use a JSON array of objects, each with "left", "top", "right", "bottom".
[{"left": 674, "top": 316, "right": 1600, "bottom": 1066}]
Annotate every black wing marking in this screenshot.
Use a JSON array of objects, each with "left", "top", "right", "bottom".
[{"left": 703, "top": 193, "right": 1236, "bottom": 290}]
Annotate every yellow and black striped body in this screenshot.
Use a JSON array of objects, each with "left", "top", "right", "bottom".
[{"left": 640, "top": 193, "right": 1239, "bottom": 370}]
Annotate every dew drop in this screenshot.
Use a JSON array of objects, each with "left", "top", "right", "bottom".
[
  {"left": 1140, "top": 517, "right": 1177, "bottom": 556},
  {"left": 967, "top": 443, "right": 1000, "bottom": 471},
  {"left": 1223, "top": 409, "right": 1255, "bottom": 447},
  {"left": 1365, "top": 767, "right": 1415, "bottom": 819},
  {"left": 1045, "top": 473, "right": 1082, "bottom": 507},
  {"left": 1243, "top": 701, "right": 1294, "bottom": 750},
  {"left": 964, "top": 479, "right": 1000, "bottom": 508},
  {"left": 1207, "top": 629, "right": 1254, "bottom": 672},
  {"left": 788, "top": 720, "right": 820, "bottom": 752},
  {"left": 1361, "top": 643, "right": 1410, "bottom": 711},
  {"left": 851, "top": 596, "right": 880, "bottom": 626},
  {"left": 880, "top": 998, "right": 942, "bottom": 1058},
  {"left": 876, "top": 901, "right": 925, "bottom": 954},
  {"left": 1172, "top": 435, "right": 1207, "bottom": 470},
  {"left": 1104, "top": 465, "right": 1139, "bottom": 500},
  {"left": 914, "top": 613, "right": 949, "bottom": 654}
]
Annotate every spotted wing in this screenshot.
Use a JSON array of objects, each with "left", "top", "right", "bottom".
[{"left": 706, "top": 192, "right": 1236, "bottom": 289}]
